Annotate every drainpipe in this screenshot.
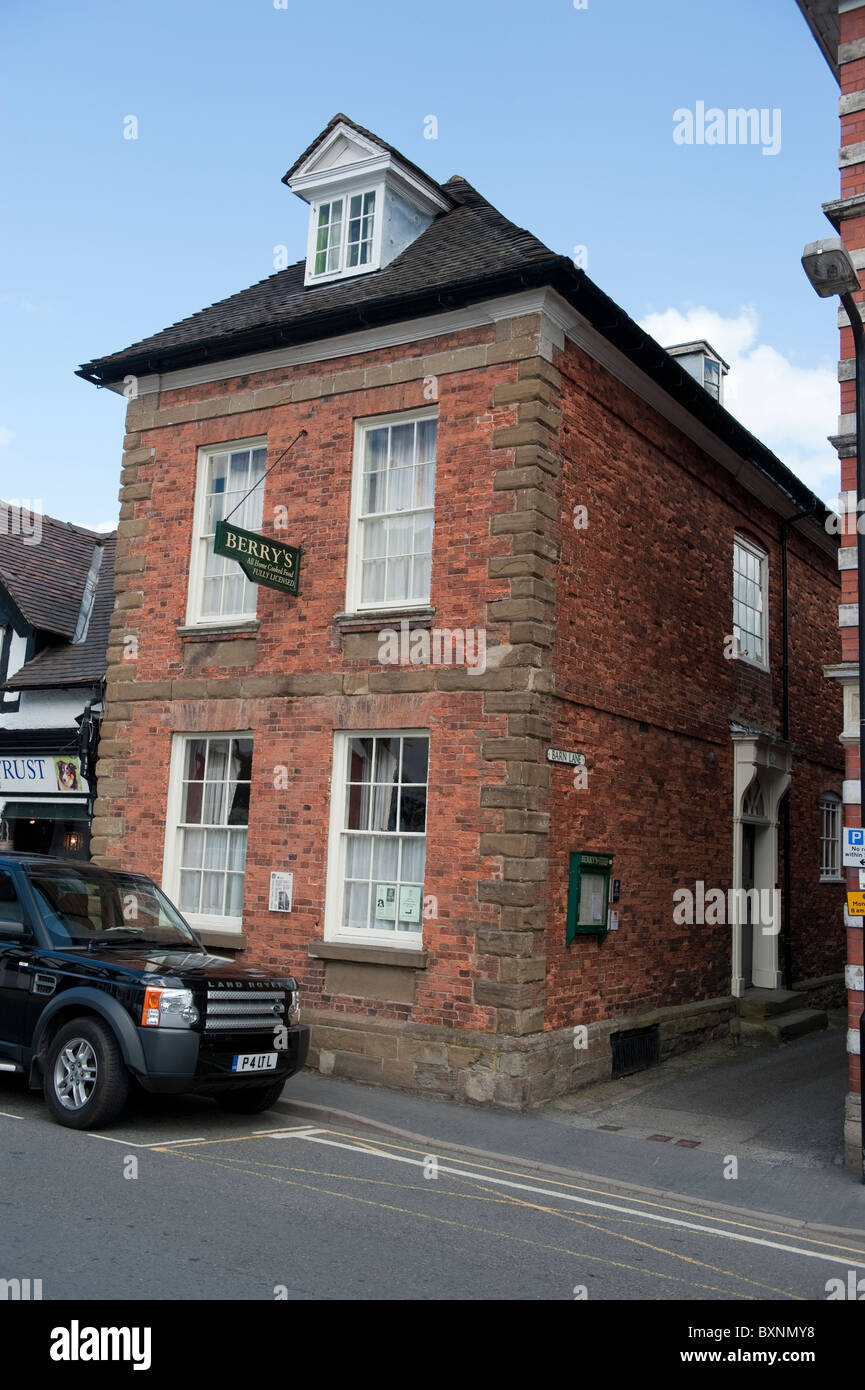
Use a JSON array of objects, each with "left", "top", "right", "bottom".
[{"left": 780, "top": 509, "right": 815, "bottom": 992}]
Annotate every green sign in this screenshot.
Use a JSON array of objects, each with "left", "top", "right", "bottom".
[{"left": 214, "top": 520, "right": 301, "bottom": 596}]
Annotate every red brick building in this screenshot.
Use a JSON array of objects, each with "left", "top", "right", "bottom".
[
  {"left": 78, "top": 115, "right": 844, "bottom": 1107},
  {"left": 798, "top": 0, "right": 865, "bottom": 1168}
]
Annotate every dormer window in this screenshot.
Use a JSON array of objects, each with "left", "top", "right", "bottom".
[
  {"left": 312, "top": 190, "right": 377, "bottom": 280},
  {"left": 284, "top": 115, "right": 452, "bottom": 289},
  {"left": 664, "top": 340, "right": 730, "bottom": 405}
]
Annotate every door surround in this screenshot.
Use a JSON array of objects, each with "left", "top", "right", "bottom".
[{"left": 730, "top": 725, "right": 791, "bottom": 997}]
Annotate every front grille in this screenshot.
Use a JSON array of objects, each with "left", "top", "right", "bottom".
[{"left": 204, "top": 989, "right": 285, "bottom": 1032}]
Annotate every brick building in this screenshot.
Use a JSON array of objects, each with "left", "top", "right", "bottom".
[
  {"left": 77, "top": 115, "right": 844, "bottom": 1107},
  {"left": 798, "top": 0, "right": 865, "bottom": 1167}
]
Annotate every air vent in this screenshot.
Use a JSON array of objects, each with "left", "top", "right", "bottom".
[{"left": 611, "top": 1024, "right": 660, "bottom": 1079}]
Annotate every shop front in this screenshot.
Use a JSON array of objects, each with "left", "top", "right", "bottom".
[{"left": 0, "top": 752, "right": 91, "bottom": 860}]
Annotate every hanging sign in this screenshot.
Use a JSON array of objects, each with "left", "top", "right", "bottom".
[
  {"left": 847, "top": 892, "right": 865, "bottom": 917},
  {"left": 214, "top": 520, "right": 301, "bottom": 596}
]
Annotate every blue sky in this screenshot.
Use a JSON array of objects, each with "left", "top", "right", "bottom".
[{"left": 0, "top": 0, "right": 842, "bottom": 528}]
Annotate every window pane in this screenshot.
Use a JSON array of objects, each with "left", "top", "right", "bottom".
[
  {"left": 372, "top": 837, "right": 399, "bottom": 880},
  {"left": 399, "top": 787, "right": 427, "bottom": 833},
  {"left": 385, "top": 556, "right": 410, "bottom": 602},
  {"left": 228, "top": 831, "right": 247, "bottom": 872},
  {"left": 364, "top": 518, "right": 386, "bottom": 558},
  {"left": 182, "top": 781, "right": 203, "bottom": 825},
  {"left": 206, "top": 741, "right": 229, "bottom": 780},
  {"left": 179, "top": 870, "right": 200, "bottom": 913},
  {"left": 370, "top": 782, "right": 398, "bottom": 832},
  {"left": 346, "top": 781, "right": 371, "bottom": 831},
  {"left": 346, "top": 835, "right": 373, "bottom": 879},
  {"left": 400, "top": 837, "right": 426, "bottom": 882},
  {"left": 343, "top": 880, "right": 371, "bottom": 930},
  {"left": 348, "top": 738, "right": 374, "bottom": 782},
  {"left": 226, "top": 874, "right": 244, "bottom": 917},
  {"left": 182, "top": 829, "right": 204, "bottom": 868},
  {"left": 203, "top": 781, "right": 227, "bottom": 825},
  {"left": 361, "top": 559, "right": 386, "bottom": 604},
  {"left": 401, "top": 737, "right": 429, "bottom": 784},
  {"left": 374, "top": 738, "right": 401, "bottom": 784},
  {"left": 202, "top": 872, "right": 223, "bottom": 914},
  {"left": 186, "top": 740, "right": 207, "bottom": 780},
  {"left": 411, "top": 553, "right": 432, "bottom": 601},
  {"left": 204, "top": 830, "right": 227, "bottom": 870},
  {"left": 391, "top": 422, "right": 415, "bottom": 468},
  {"left": 417, "top": 418, "right": 437, "bottom": 463}
]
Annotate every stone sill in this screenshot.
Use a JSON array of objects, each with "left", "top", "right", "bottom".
[
  {"left": 307, "top": 938, "right": 428, "bottom": 969},
  {"left": 332, "top": 607, "right": 435, "bottom": 634},
  {"left": 196, "top": 928, "right": 248, "bottom": 950},
  {"left": 176, "top": 621, "right": 260, "bottom": 642}
]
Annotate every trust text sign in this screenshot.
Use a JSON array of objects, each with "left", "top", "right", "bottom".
[
  {"left": 0, "top": 756, "right": 88, "bottom": 795},
  {"left": 214, "top": 521, "right": 301, "bottom": 596}
]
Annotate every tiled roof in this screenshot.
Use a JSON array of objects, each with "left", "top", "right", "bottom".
[
  {"left": 0, "top": 509, "right": 106, "bottom": 639},
  {"left": 5, "top": 534, "right": 115, "bottom": 689},
  {"left": 77, "top": 177, "right": 558, "bottom": 382},
  {"left": 76, "top": 129, "right": 836, "bottom": 537}
]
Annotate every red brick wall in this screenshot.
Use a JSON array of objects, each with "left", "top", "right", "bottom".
[
  {"left": 101, "top": 313, "right": 844, "bottom": 1047},
  {"left": 545, "top": 336, "right": 843, "bottom": 1029}
]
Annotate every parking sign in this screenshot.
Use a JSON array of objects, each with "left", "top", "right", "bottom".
[{"left": 843, "top": 827, "right": 865, "bottom": 867}]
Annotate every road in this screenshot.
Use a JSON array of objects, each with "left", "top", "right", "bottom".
[{"left": 1, "top": 1077, "right": 864, "bottom": 1302}]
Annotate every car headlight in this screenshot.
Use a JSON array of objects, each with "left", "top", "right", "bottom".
[
  {"left": 287, "top": 989, "right": 300, "bottom": 1024},
  {"left": 141, "top": 986, "right": 199, "bottom": 1029}
]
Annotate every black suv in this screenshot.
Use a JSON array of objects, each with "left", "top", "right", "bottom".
[{"left": 0, "top": 853, "right": 309, "bottom": 1129}]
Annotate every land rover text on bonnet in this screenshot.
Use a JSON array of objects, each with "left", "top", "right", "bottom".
[{"left": 0, "top": 853, "right": 310, "bottom": 1128}]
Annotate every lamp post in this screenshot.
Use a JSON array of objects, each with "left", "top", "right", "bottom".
[{"left": 802, "top": 236, "right": 865, "bottom": 1183}]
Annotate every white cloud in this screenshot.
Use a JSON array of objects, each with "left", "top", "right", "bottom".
[
  {"left": 88, "top": 520, "right": 117, "bottom": 533},
  {"left": 0, "top": 427, "right": 13, "bottom": 447},
  {"left": 638, "top": 306, "right": 838, "bottom": 504}
]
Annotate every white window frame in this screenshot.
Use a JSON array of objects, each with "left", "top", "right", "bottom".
[
  {"left": 732, "top": 534, "right": 769, "bottom": 670},
  {"left": 819, "top": 792, "right": 843, "bottom": 882},
  {"left": 305, "top": 182, "right": 384, "bottom": 285},
  {"left": 185, "top": 436, "right": 267, "bottom": 628},
  {"left": 345, "top": 406, "right": 438, "bottom": 615},
  {"left": 162, "top": 731, "right": 254, "bottom": 936},
  {"left": 324, "top": 729, "right": 429, "bottom": 949}
]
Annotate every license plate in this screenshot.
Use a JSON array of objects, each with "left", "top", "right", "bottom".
[{"left": 231, "top": 1052, "right": 278, "bottom": 1073}]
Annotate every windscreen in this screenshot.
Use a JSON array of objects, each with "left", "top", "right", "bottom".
[{"left": 26, "top": 867, "right": 200, "bottom": 949}]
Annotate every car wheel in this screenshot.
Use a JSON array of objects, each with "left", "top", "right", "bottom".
[
  {"left": 215, "top": 1079, "right": 286, "bottom": 1114},
  {"left": 44, "top": 1018, "right": 129, "bottom": 1130}
]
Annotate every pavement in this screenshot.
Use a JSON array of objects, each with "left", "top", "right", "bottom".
[{"left": 272, "top": 1020, "right": 865, "bottom": 1235}]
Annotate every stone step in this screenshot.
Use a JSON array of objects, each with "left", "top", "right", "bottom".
[
  {"left": 739, "top": 1008, "right": 828, "bottom": 1046},
  {"left": 739, "top": 988, "right": 807, "bottom": 1019}
]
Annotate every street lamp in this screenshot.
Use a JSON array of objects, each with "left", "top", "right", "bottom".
[{"left": 802, "top": 236, "right": 865, "bottom": 1183}]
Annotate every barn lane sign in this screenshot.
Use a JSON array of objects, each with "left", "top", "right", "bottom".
[{"left": 214, "top": 520, "right": 301, "bottom": 596}]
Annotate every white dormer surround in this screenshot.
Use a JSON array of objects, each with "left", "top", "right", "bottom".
[{"left": 286, "top": 120, "right": 450, "bottom": 287}]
